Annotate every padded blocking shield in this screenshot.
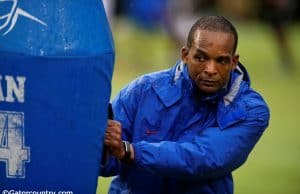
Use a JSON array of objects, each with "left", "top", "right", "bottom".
[{"left": 0, "top": 0, "right": 114, "bottom": 193}]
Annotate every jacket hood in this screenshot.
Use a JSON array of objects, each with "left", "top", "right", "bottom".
[{"left": 223, "top": 62, "right": 250, "bottom": 106}]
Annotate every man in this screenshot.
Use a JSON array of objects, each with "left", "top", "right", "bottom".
[{"left": 101, "top": 16, "right": 270, "bottom": 194}]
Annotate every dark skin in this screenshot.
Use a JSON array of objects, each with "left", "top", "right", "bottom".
[
  {"left": 182, "top": 30, "right": 239, "bottom": 94},
  {"left": 104, "top": 29, "right": 239, "bottom": 161},
  {"left": 104, "top": 120, "right": 134, "bottom": 160}
]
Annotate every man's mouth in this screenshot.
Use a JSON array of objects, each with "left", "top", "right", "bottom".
[{"left": 201, "top": 80, "right": 217, "bottom": 86}]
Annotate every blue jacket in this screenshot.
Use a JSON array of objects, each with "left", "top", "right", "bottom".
[{"left": 101, "top": 62, "right": 270, "bottom": 194}]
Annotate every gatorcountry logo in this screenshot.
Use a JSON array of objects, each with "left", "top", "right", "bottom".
[{"left": 0, "top": 0, "right": 47, "bottom": 36}]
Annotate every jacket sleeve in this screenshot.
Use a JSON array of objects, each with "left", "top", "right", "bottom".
[
  {"left": 133, "top": 103, "right": 270, "bottom": 179},
  {"left": 100, "top": 152, "right": 120, "bottom": 177}
]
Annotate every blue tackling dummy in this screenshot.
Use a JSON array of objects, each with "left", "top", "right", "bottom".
[{"left": 0, "top": 0, "right": 114, "bottom": 193}]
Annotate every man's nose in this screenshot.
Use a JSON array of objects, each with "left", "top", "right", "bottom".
[{"left": 204, "top": 61, "right": 217, "bottom": 76}]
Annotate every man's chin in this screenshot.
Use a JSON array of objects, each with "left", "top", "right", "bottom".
[{"left": 198, "top": 85, "right": 219, "bottom": 94}]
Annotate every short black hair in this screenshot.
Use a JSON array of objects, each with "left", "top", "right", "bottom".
[{"left": 186, "top": 16, "right": 238, "bottom": 53}]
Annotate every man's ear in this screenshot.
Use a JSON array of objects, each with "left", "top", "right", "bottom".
[
  {"left": 232, "top": 54, "right": 239, "bottom": 69},
  {"left": 181, "top": 46, "right": 189, "bottom": 64}
]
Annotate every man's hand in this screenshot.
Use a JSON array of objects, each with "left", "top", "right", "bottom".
[{"left": 104, "top": 120, "right": 125, "bottom": 160}]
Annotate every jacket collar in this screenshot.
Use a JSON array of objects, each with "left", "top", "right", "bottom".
[
  {"left": 153, "top": 61, "right": 250, "bottom": 108},
  {"left": 152, "top": 62, "right": 183, "bottom": 107}
]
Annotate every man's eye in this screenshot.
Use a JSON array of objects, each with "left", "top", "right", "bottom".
[
  {"left": 196, "top": 55, "right": 205, "bottom": 62},
  {"left": 221, "top": 60, "right": 227, "bottom": 64},
  {"left": 219, "top": 58, "right": 230, "bottom": 65}
]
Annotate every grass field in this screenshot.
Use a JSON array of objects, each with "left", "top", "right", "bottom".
[{"left": 96, "top": 21, "right": 300, "bottom": 194}]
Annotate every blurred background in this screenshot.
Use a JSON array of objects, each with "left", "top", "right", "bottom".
[{"left": 98, "top": 0, "right": 300, "bottom": 193}]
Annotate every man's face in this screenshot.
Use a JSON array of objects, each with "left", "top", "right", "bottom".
[{"left": 182, "top": 30, "right": 239, "bottom": 94}]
